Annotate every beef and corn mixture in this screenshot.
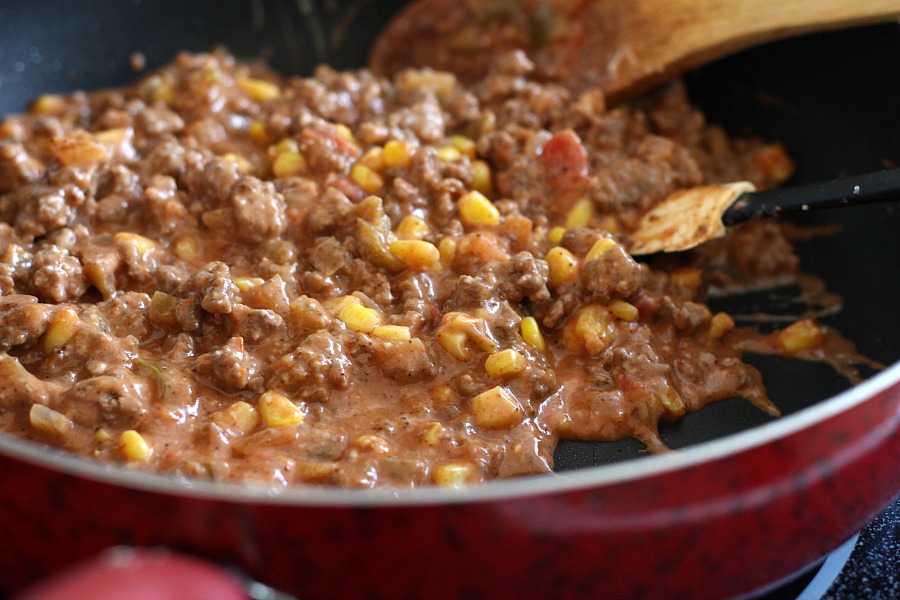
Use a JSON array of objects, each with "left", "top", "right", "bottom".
[{"left": 0, "top": 49, "right": 834, "bottom": 488}]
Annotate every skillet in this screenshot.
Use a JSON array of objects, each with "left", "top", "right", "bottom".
[{"left": 0, "top": 1, "right": 897, "bottom": 597}]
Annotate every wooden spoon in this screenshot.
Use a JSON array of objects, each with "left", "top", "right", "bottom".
[
  {"left": 629, "top": 169, "right": 900, "bottom": 255},
  {"left": 370, "top": 0, "right": 900, "bottom": 104}
]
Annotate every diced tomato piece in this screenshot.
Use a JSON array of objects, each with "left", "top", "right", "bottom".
[{"left": 539, "top": 129, "right": 589, "bottom": 189}]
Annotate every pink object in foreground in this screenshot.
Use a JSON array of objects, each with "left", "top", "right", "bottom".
[{"left": 14, "top": 547, "right": 246, "bottom": 600}]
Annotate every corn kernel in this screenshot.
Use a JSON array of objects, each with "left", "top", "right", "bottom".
[
  {"left": 520, "top": 316, "right": 545, "bottom": 351},
  {"left": 220, "top": 152, "right": 252, "bottom": 174},
  {"left": 95, "top": 428, "right": 111, "bottom": 442},
  {"left": 450, "top": 135, "right": 477, "bottom": 159},
  {"left": 671, "top": 267, "right": 703, "bottom": 290},
  {"left": 471, "top": 160, "right": 494, "bottom": 196},
  {"left": 371, "top": 325, "right": 412, "bottom": 341},
  {"left": 32, "top": 94, "right": 65, "bottom": 114},
  {"left": 119, "top": 430, "right": 152, "bottom": 462},
  {"left": 423, "top": 422, "right": 445, "bottom": 446},
  {"left": 42, "top": 307, "right": 80, "bottom": 354},
  {"left": 272, "top": 151, "right": 306, "bottom": 177},
  {"left": 172, "top": 234, "right": 198, "bottom": 260},
  {"left": 430, "top": 384, "right": 454, "bottom": 403},
  {"left": 395, "top": 215, "right": 429, "bottom": 240},
  {"left": 437, "top": 329, "right": 471, "bottom": 361},
  {"left": 564, "top": 305, "right": 618, "bottom": 355},
  {"left": 437, "top": 145, "right": 462, "bottom": 162},
  {"left": 29, "top": 404, "right": 73, "bottom": 437},
  {"left": 484, "top": 349, "right": 526, "bottom": 379},
  {"left": 275, "top": 137, "right": 299, "bottom": 154},
  {"left": 382, "top": 139, "right": 414, "bottom": 169},
  {"left": 234, "top": 276, "right": 265, "bottom": 292},
  {"left": 565, "top": 198, "right": 594, "bottom": 229},
  {"left": 94, "top": 128, "right": 128, "bottom": 145},
  {"left": 351, "top": 434, "right": 390, "bottom": 454},
  {"left": 360, "top": 147, "right": 385, "bottom": 171},
  {"left": 708, "top": 312, "right": 735, "bottom": 340},
  {"left": 334, "top": 123, "right": 356, "bottom": 144},
  {"left": 547, "top": 226, "right": 566, "bottom": 244},
  {"left": 776, "top": 319, "right": 823, "bottom": 353},
  {"left": 545, "top": 246, "right": 578, "bottom": 287},
  {"left": 338, "top": 301, "right": 382, "bottom": 333},
  {"left": 438, "top": 237, "right": 457, "bottom": 266},
  {"left": 389, "top": 239, "right": 440, "bottom": 271},
  {"left": 217, "top": 401, "right": 259, "bottom": 434},
  {"left": 236, "top": 77, "right": 281, "bottom": 101},
  {"left": 458, "top": 190, "right": 500, "bottom": 227},
  {"left": 248, "top": 120, "right": 271, "bottom": 145},
  {"left": 609, "top": 299, "right": 639, "bottom": 322},
  {"left": 259, "top": 390, "right": 304, "bottom": 427},
  {"left": 113, "top": 232, "right": 157, "bottom": 255},
  {"left": 470, "top": 386, "right": 523, "bottom": 429},
  {"left": 148, "top": 291, "right": 178, "bottom": 329},
  {"left": 585, "top": 237, "right": 617, "bottom": 262},
  {"left": 433, "top": 462, "right": 474, "bottom": 488},
  {"left": 152, "top": 82, "right": 174, "bottom": 103},
  {"left": 350, "top": 163, "right": 384, "bottom": 194},
  {"left": 659, "top": 388, "right": 686, "bottom": 418}
]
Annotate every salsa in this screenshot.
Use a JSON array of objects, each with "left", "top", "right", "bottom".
[{"left": 0, "top": 48, "right": 849, "bottom": 488}]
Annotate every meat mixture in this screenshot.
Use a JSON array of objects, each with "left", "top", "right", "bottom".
[{"left": 0, "top": 48, "right": 844, "bottom": 488}]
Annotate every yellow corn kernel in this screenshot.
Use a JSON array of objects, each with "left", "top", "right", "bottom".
[
  {"left": 389, "top": 239, "right": 440, "bottom": 271},
  {"left": 113, "top": 232, "right": 157, "bottom": 255},
  {"left": 470, "top": 386, "right": 523, "bottom": 429},
  {"left": 585, "top": 237, "right": 617, "bottom": 262},
  {"left": 437, "top": 329, "right": 471, "bottom": 361},
  {"left": 671, "top": 267, "right": 703, "bottom": 290},
  {"left": 430, "top": 384, "right": 454, "bottom": 404},
  {"left": 433, "top": 462, "right": 474, "bottom": 488},
  {"left": 119, "top": 430, "right": 152, "bottom": 462},
  {"left": 520, "top": 316, "right": 545, "bottom": 351},
  {"left": 236, "top": 77, "right": 281, "bottom": 101},
  {"left": 218, "top": 401, "right": 259, "bottom": 434},
  {"left": 152, "top": 82, "right": 174, "bottom": 103},
  {"left": 545, "top": 246, "right": 578, "bottom": 287},
  {"left": 609, "top": 299, "right": 639, "bottom": 322},
  {"left": 597, "top": 214, "right": 619, "bottom": 233},
  {"left": 382, "top": 139, "right": 414, "bottom": 169},
  {"left": 777, "top": 319, "right": 824, "bottom": 353},
  {"left": 484, "top": 349, "right": 526, "bottom": 379},
  {"left": 458, "top": 190, "right": 500, "bottom": 227},
  {"left": 94, "top": 128, "right": 128, "bottom": 145},
  {"left": 565, "top": 199, "right": 594, "bottom": 229},
  {"left": 471, "top": 159, "right": 494, "bottom": 196},
  {"left": 334, "top": 123, "right": 356, "bottom": 144},
  {"left": 422, "top": 422, "right": 446, "bottom": 446},
  {"left": 234, "top": 276, "right": 265, "bottom": 292},
  {"left": 437, "top": 145, "right": 462, "bottom": 162},
  {"left": 29, "top": 403, "right": 73, "bottom": 437},
  {"left": 221, "top": 152, "right": 253, "bottom": 174},
  {"left": 272, "top": 151, "right": 307, "bottom": 177},
  {"left": 659, "top": 388, "right": 686, "bottom": 418},
  {"left": 41, "top": 307, "right": 80, "bottom": 354},
  {"left": 450, "top": 135, "right": 477, "bottom": 159},
  {"left": 371, "top": 325, "right": 412, "bottom": 341},
  {"left": 32, "top": 94, "right": 65, "bottom": 114},
  {"left": 275, "top": 137, "right": 299, "bottom": 154},
  {"left": 708, "top": 312, "right": 735, "bottom": 340},
  {"left": 95, "top": 428, "right": 111, "bottom": 442},
  {"left": 360, "top": 147, "right": 385, "bottom": 171},
  {"left": 350, "top": 434, "right": 391, "bottom": 454},
  {"left": 395, "top": 215, "right": 429, "bottom": 240},
  {"left": 338, "top": 301, "right": 382, "bottom": 333},
  {"left": 438, "top": 237, "right": 457, "bottom": 266},
  {"left": 259, "top": 390, "right": 304, "bottom": 427},
  {"left": 148, "top": 291, "right": 178, "bottom": 329},
  {"left": 350, "top": 163, "right": 384, "bottom": 194},
  {"left": 564, "top": 305, "right": 618, "bottom": 355},
  {"left": 248, "top": 120, "right": 271, "bottom": 145},
  {"left": 173, "top": 234, "right": 198, "bottom": 260},
  {"left": 547, "top": 226, "right": 566, "bottom": 245}
]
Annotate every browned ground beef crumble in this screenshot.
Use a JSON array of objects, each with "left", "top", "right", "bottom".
[{"left": 0, "top": 49, "right": 843, "bottom": 488}]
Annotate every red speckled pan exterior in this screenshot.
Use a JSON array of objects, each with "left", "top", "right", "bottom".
[{"left": 1, "top": 363, "right": 897, "bottom": 599}]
